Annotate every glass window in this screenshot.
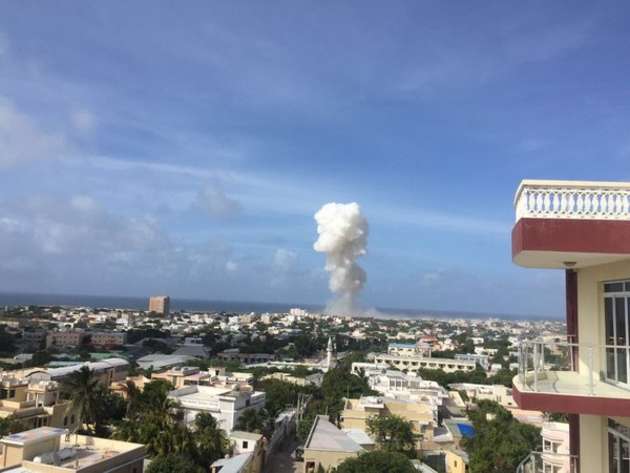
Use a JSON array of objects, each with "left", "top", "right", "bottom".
[
  {"left": 617, "top": 298, "right": 628, "bottom": 345},
  {"left": 607, "top": 298, "right": 615, "bottom": 345},
  {"left": 606, "top": 282, "right": 626, "bottom": 293}
]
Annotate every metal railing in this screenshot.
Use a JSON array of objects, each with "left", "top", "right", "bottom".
[
  {"left": 516, "top": 451, "right": 578, "bottom": 473},
  {"left": 517, "top": 337, "right": 596, "bottom": 395}
]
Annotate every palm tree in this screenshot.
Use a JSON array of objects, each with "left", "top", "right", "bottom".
[
  {"left": 61, "top": 366, "right": 101, "bottom": 433},
  {"left": 194, "top": 413, "right": 230, "bottom": 469}
]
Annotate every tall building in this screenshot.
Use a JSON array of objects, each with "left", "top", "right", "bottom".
[
  {"left": 148, "top": 295, "right": 170, "bottom": 317},
  {"left": 511, "top": 179, "right": 630, "bottom": 473}
]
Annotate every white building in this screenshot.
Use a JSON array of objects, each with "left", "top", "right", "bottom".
[
  {"left": 168, "top": 384, "right": 265, "bottom": 432},
  {"left": 536, "top": 422, "right": 571, "bottom": 473},
  {"left": 372, "top": 353, "right": 476, "bottom": 374}
]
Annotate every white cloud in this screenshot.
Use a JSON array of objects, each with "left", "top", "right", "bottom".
[
  {"left": 195, "top": 186, "right": 241, "bottom": 218},
  {"left": 71, "top": 109, "right": 96, "bottom": 132},
  {"left": 272, "top": 248, "right": 297, "bottom": 273},
  {"left": 0, "top": 97, "right": 69, "bottom": 167}
]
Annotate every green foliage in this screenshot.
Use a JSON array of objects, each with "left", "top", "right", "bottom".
[
  {"left": 319, "top": 364, "right": 375, "bottom": 421},
  {"left": 126, "top": 328, "right": 170, "bottom": 344},
  {"left": 366, "top": 415, "right": 416, "bottom": 456},
  {"left": 257, "top": 379, "right": 313, "bottom": 419},
  {"left": 142, "top": 339, "right": 173, "bottom": 354},
  {"left": 0, "top": 325, "right": 16, "bottom": 356},
  {"left": 417, "top": 366, "right": 488, "bottom": 387},
  {"left": 0, "top": 417, "right": 29, "bottom": 436},
  {"left": 336, "top": 450, "right": 416, "bottom": 473},
  {"left": 145, "top": 454, "right": 204, "bottom": 473},
  {"left": 115, "top": 381, "right": 228, "bottom": 470},
  {"left": 234, "top": 407, "right": 269, "bottom": 435},
  {"left": 61, "top": 366, "right": 102, "bottom": 433},
  {"left": 463, "top": 400, "right": 540, "bottom": 473}
]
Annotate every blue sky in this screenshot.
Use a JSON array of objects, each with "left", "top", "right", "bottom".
[{"left": 1, "top": 1, "right": 628, "bottom": 317}]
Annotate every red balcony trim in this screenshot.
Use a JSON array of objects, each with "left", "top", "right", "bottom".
[
  {"left": 513, "top": 383, "right": 630, "bottom": 417},
  {"left": 512, "top": 218, "right": 630, "bottom": 257}
]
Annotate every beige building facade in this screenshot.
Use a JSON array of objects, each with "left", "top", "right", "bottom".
[
  {"left": 0, "top": 427, "right": 145, "bottom": 473},
  {"left": 511, "top": 179, "right": 630, "bottom": 473}
]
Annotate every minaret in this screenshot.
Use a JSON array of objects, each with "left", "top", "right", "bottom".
[{"left": 326, "top": 336, "right": 333, "bottom": 370}]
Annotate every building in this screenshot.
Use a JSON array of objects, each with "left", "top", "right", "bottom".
[
  {"left": 26, "top": 358, "right": 129, "bottom": 386},
  {"left": 89, "top": 331, "right": 127, "bottom": 348},
  {"left": 168, "top": 384, "right": 265, "bottom": 432},
  {"left": 210, "top": 431, "right": 265, "bottom": 473},
  {"left": 135, "top": 354, "right": 194, "bottom": 372},
  {"left": 372, "top": 353, "right": 476, "bottom": 374},
  {"left": 539, "top": 422, "right": 571, "bottom": 473},
  {"left": 448, "top": 383, "right": 517, "bottom": 409},
  {"left": 510, "top": 179, "right": 630, "bottom": 472},
  {"left": 148, "top": 295, "right": 170, "bottom": 317},
  {"left": 152, "top": 366, "right": 253, "bottom": 389},
  {"left": 303, "top": 415, "right": 363, "bottom": 473},
  {"left": 0, "top": 375, "right": 78, "bottom": 431},
  {"left": 340, "top": 396, "right": 435, "bottom": 447},
  {"left": 217, "top": 350, "right": 276, "bottom": 365},
  {"left": 0, "top": 427, "right": 145, "bottom": 472},
  {"left": 45, "top": 331, "right": 90, "bottom": 349},
  {"left": 445, "top": 448, "right": 469, "bottom": 473},
  {"left": 454, "top": 353, "right": 490, "bottom": 370},
  {"left": 351, "top": 363, "right": 447, "bottom": 419}
]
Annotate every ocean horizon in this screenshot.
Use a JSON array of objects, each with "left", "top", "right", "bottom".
[{"left": 0, "top": 291, "right": 560, "bottom": 321}]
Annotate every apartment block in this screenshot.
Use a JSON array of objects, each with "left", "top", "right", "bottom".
[
  {"left": 148, "top": 295, "right": 170, "bottom": 317},
  {"left": 168, "top": 384, "right": 266, "bottom": 432},
  {"left": 511, "top": 179, "right": 630, "bottom": 472},
  {"left": 0, "top": 376, "right": 78, "bottom": 432},
  {"left": 340, "top": 396, "right": 435, "bottom": 448},
  {"left": 45, "top": 331, "right": 90, "bottom": 349},
  {"left": 373, "top": 353, "right": 476, "bottom": 374}
]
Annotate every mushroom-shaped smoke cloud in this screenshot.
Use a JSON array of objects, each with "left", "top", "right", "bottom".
[{"left": 313, "top": 202, "right": 368, "bottom": 314}]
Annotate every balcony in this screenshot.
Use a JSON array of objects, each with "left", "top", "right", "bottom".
[
  {"left": 516, "top": 452, "right": 577, "bottom": 473},
  {"left": 512, "top": 339, "right": 630, "bottom": 416},
  {"left": 512, "top": 180, "right": 630, "bottom": 268}
]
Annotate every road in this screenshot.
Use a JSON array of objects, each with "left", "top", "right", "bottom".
[{"left": 264, "top": 437, "right": 302, "bottom": 473}]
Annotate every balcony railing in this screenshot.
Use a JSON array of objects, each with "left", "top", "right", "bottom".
[
  {"left": 516, "top": 451, "right": 578, "bottom": 473},
  {"left": 514, "top": 180, "right": 630, "bottom": 221},
  {"left": 517, "top": 338, "right": 595, "bottom": 395}
]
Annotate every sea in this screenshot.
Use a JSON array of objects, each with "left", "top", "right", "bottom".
[{"left": 0, "top": 292, "right": 558, "bottom": 321}]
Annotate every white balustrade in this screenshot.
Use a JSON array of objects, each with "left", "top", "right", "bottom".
[{"left": 515, "top": 180, "right": 630, "bottom": 221}]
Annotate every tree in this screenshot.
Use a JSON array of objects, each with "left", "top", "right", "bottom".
[
  {"left": 194, "top": 413, "right": 230, "bottom": 469},
  {"left": 462, "top": 400, "right": 540, "bottom": 473},
  {"left": 0, "top": 417, "right": 29, "bottom": 436},
  {"left": 61, "top": 366, "right": 101, "bottom": 433},
  {"left": 145, "top": 454, "right": 204, "bottom": 473},
  {"left": 235, "top": 407, "right": 268, "bottom": 434},
  {"left": 336, "top": 451, "right": 416, "bottom": 473},
  {"left": 366, "top": 415, "right": 416, "bottom": 456}
]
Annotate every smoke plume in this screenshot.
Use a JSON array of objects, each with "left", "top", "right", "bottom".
[{"left": 313, "top": 202, "right": 368, "bottom": 314}]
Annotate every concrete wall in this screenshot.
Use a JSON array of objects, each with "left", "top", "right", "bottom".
[
  {"left": 303, "top": 449, "right": 357, "bottom": 473},
  {"left": 576, "top": 260, "right": 630, "bottom": 473}
]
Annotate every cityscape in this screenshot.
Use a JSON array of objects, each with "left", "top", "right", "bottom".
[{"left": 1, "top": 2, "right": 629, "bottom": 473}]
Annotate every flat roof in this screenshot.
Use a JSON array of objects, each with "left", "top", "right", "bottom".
[
  {"left": 305, "top": 416, "right": 362, "bottom": 453},
  {"left": 3, "top": 427, "right": 65, "bottom": 446},
  {"left": 230, "top": 431, "right": 263, "bottom": 441}
]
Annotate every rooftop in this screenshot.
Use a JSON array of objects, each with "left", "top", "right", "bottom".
[{"left": 305, "top": 416, "right": 363, "bottom": 453}]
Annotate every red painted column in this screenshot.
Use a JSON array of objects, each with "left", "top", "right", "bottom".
[{"left": 566, "top": 269, "right": 580, "bottom": 472}]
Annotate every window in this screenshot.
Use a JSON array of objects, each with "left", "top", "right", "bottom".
[
  {"left": 63, "top": 416, "right": 68, "bottom": 426},
  {"left": 608, "top": 418, "right": 630, "bottom": 473},
  {"left": 242, "top": 441, "right": 248, "bottom": 449},
  {"left": 604, "top": 281, "right": 630, "bottom": 387}
]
